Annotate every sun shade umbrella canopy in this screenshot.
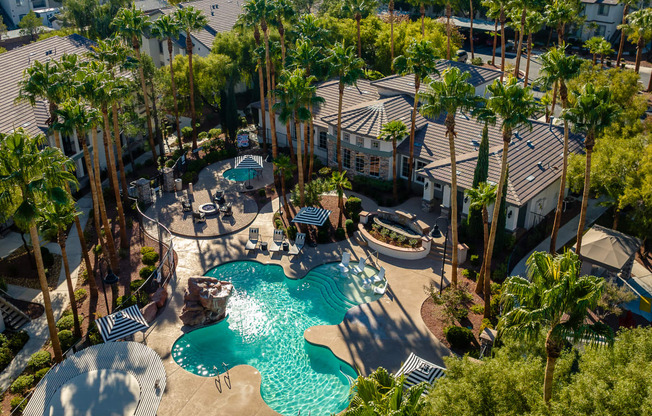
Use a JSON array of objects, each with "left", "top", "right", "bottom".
[
  {"left": 234, "top": 155, "right": 264, "bottom": 170},
  {"left": 395, "top": 352, "right": 445, "bottom": 394},
  {"left": 578, "top": 225, "right": 642, "bottom": 273},
  {"left": 96, "top": 305, "right": 150, "bottom": 343},
  {"left": 291, "top": 207, "right": 333, "bottom": 227}
]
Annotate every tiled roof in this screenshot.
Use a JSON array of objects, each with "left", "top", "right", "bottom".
[
  {"left": 178, "top": 0, "right": 243, "bottom": 49},
  {"left": 320, "top": 95, "right": 427, "bottom": 138},
  {"left": 134, "top": 0, "right": 170, "bottom": 13},
  {"left": 416, "top": 118, "right": 584, "bottom": 207},
  {"left": 370, "top": 60, "right": 503, "bottom": 96},
  {"left": 0, "top": 35, "right": 96, "bottom": 137},
  {"left": 581, "top": 0, "right": 619, "bottom": 5}
]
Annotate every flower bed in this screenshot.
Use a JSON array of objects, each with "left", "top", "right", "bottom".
[{"left": 359, "top": 224, "right": 432, "bottom": 260}]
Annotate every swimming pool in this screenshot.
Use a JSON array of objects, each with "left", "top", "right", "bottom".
[
  {"left": 223, "top": 168, "right": 258, "bottom": 182},
  {"left": 171, "top": 261, "right": 381, "bottom": 415}
]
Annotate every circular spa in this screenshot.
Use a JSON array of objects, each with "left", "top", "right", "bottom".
[
  {"left": 171, "top": 261, "right": 382, "bottom": 416},
  {"left": 222, "top": 168, "right": 259, "bottom": 182}
]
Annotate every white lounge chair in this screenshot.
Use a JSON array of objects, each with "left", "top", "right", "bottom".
[
  {"left": 289, "top": 233, "right": 306, "bottom": 255},
  {"left": 246, "top": 228, "right": 259, "bottom": 251},
  {"left": 338, "top": 252, "right": 351, "bottom": 275},
  {"left": 362, "top": 277, "right": 372, "bottom": 291},
  {"left": 269, "top": 229, "right": 285, "bottom": 252},
  {"left": 373, "top": 281, "right": 388, "bottom": 295},
  {"left": 371, "top": 267, "right": 386, "bottom": 284},
  {"left": 352, "top": 257, "right": 367, "bottom": 275}
]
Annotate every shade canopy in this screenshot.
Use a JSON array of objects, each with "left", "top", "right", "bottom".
[
  {"left": 578, "top": 225, "right": 641, "bottom": 272},
  {"left": 96, "top": 305, "right": 150, "bottom": 343},
  {"left": 395, "top": 352, "right": 445, "bottom": 393},
  {"left": 291, "top": 207, "right": 332, "bottom": 226},
  {"left": 234, "top": 155, "right": 264, "bottom": 170}
]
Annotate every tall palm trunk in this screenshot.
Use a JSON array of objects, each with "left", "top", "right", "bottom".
[
  {"left": 337, "top": 83, "right": 345, "bottom": 171},
  {"left": 575, "top": 133, "right": 595, "bottom": 257},
  {"left": 475, "top": 207, "right": 489, "bottom": 294},
  {"left": 29, "top": 223, "right": 63, "bottom": 362},
  {"left": 544, "top": 331, "right": 562, "bottom": 404},
  {"left": 262, "top": 20, "right": 279, "bottom": 163},
  {"left": 616, "top": 4, "right": 629, "bottom": 66},
  {"left": 549, "top": 83, "right": 569, "bottom": 254},
  {"left": 390, "top": 0, "right": 395, "bottom": 65},
  {"left": 303, "top": 123, "right": 309, "bottom": 175},
  {"left": 469, "top": 0, "right": 474, "bottom": 60},
  {"left": 59, "top": 230, "right": 81, "bottom": 339},
  {"left": 513, "top": 8, "right": 527, "bottom": 77},
  {"left": 308, "top": 118, "right": 316, "bottom": 179},
  {"left": 446, "top": 114, "right": 458, "bottom": 288},
  {"left": 492, "top": 18, "right": 498, "bottom": 66},
  {"left": 635, "top": 37, "right": 644, "bottom": 73},
  {"left": 91, "top": 128, "right": 119, "bottom": 271},
  {"left": 392, "top": 138, "right": 398, "bottom": 203},
  {"left": 446, "top": 4, "right": 452, "bottom": 60},
  {"left": 524, "top": 32, "right": 532, "bottom": 87},
  {"left": 111, "top": 103, "right": 129, "bottom": 199},
  {"left": 296, "top": 117, "right": 305, "bottom": 206},
  {"left": 420, "top": 3, "right": 425, "bottom": 39},
  {"left": 500, "top": 6, "right": 506, "bottom": 81},
  {"left": 167, "top": 37, "right": 182, "bottom": 151},
  {"left": 133, "top": 37, "right": 157, "bottom": 162},
  {"left": 254, "top": 27, "right": 267, "bottom": 153},
  {"left": 550, "top": 81, "right": 558, "bottom": 119},
  {"left": 407, "top": 78, "right": 420, "bottom": 190},
  {"left": 281, "top": 173, "right": 289, "bottom": 213},
  {"left": 356, "top": 15, "right": 362, "bottom": 58},
  {"left": 482, "top": 134, "right": 510, "bottom": 320},
  {"left": 186, "top": 33, "right": 199, "bottom": 150},
  {"left": 278, "top": 22, "right": 287, "bottom": 65},
  {"left": 286, "top": 120, "right": 295, "bottom": 162},
  {"left": 101, "top": 108, "right": 128, "bottom": 249}
]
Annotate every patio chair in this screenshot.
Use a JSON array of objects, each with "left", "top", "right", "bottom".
[
  {"left": 371, "top": 267, "right": 386, "bottom": 284},
  {"left": 192, "top": 211, "right": 205, "bottom": 223},
  {"left": 222, "top": 204, "right": 233, "bottom": 217},
  {"left": 373, "top": 281, "right": 388, "bottom": 296},
  {"left": 338, "top": 252, "right": 351, "bottom": 275},
  {"left": 269, "top": 229, "right": 285, "bottom": 253},
  {"left": 289, "top": 233, "right": 306, "bottom": 256},
  {"left": 246, "top": 228, "right": 259, "bottom": 251},
  {"left": 362, "top": 277, "right": 372, "bottom": 291},
  {"left": 181, "top": 199, "right": 192, "bottom": 212},
  {"left": 352, "top": 257, "right": 367, "bottom": 275},
  {"left": 213, "top": 191, "right": 225, "bottom": 204}
]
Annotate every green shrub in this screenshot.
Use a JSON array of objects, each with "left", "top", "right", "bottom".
[
  {"left": 10, "top": 375, "right": 34, "bottom": 394},
  {"left": 0, "top": 347, "right": 13, "bottom": 370},
  {"left": 11, "top": 396, "right": 26, "bottom": 412},
  {"left": 209, "top": 128, "right": 222, "bottom": 138},
  {"left": 34, "top": 367, "right": 50, "bottom": 382},
  {"left": 7, "top": 331, "right": 29, "bottom": 354},
  {"left": 345, "top": 219, "right": 355, "bottom": 234},
  {"left": 181, "top": 126, "right": 193, "bottom": 142},
  {"left": 490, "top": 282, "right": 502, "bottom": 295},
  {"left": 471, "top": 57, "right": 484, "bottom": 66},
  {"left": 470, "top": 254, "right": 480, "bottom": 267},
  {"left": 0, "top": 333, "right": 8, "bottom": 347},
  {"left": 139, "top": 265, "right": 156, "bottom": 279},
  {"left": 115, "top": 291, "right": 149, "bottom": 309},
  {"left": 479, "top": 318, "right": 494, "bottom": 333},
  {"left": 181, "top": 171, "right": 197, "bottom": 184},
  {"left": 74, "top": 288, "right": 87, "bottom": 303},
  {"left": 444, "top": 326, "right": 474, "bottom": 349},
  {"left": 470, "top": 304, "right": 484, "bottom": 315},
  {"left": 142, "top": 251, "right": 159, "bottom": 266},
  {"left": 397, "top": 234, "right": 407, "bottom": 244},
  {"left": 165, "top": 159, "right": 175, "bottom": 168},
  {"left": 461, "top": 269, "right": 470, "bottom": 279},
  {"left": 492, "top": 262, "right": 509, "bottom": 283},
  {"left": 408, "top": 238, "right": 418, "bottom": 247},
  {"left": 318, "top": 167, "right": 331, "bottom": 177},
  {"left": 56, "top": 315, "right": 75, "bottom": 331},
  {"left": 335, "top": 227, "right": 346, "bottom": 240},
  {"left": 141, "top": 246, "right": 155, "bottom": 256},
  {"left": 27, "top": 350, "right": 51, "bottom": 371},
  {"left": 286, "top": 225, "right": 298, "bottom": 241},
  {"left": 432, "top": 284, "right": 473, "bottom": 325},
  {"left": 344, "top": 197, "right": 363, "bottom": 220},
  {"left": 58, "top": 330, "right": 77, "bottom": 351},
  {"left": 258, "top": 188, "right": 266, "bottom": 197},
  {"left": 130, "top": 279, "right": 146, "bottom": 293},
  {"left": 187, "top": 159, "right": 207, "bottom": 173},
  {"left": 93, "top": 244, "right": 102, "bottom": 255},
  {"left": 274, "top": 218, "right": 283, "bottom": 229},
  {"left": 79, "top": 269, "right": 89, "bottom": 284}
]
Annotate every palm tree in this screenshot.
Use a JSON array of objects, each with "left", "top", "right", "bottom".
[
  {"left": 39, "top": 197, "right": 82, "bottom": 338},
  {"left": 498, "top": 250, "right": 613, "bottom": 405},
  {"left": 420, "top": 67, "right": 478, "bottom": 289},
  {"left": 618, "top": 8, "right": 652, "bottom": 82},
  {"left": 616, "top": 0, "right": 638, "bottom": 66},
  {"left": 330, "top": 170, "right": 352, "bottom": 229},
  {"left": 112, "top": 5, "right": 157, "bottom": 162},
  {"left": 342, "top": 0, "right": 376, "bottom": 58},
  {"left": 408, "top": 0, "right": 435, "bottom": 39},
  {"left": 535, "top": 44, "right": 581, "bottom": 255},
  {"left": 273, "top": 78, "right": 298, "bottom": 163},
  {"left": 544, "top": 0, "right": 581, "bottom": 46},
  {"left": 16, "top": 57, "right": 98, "bottom": 298},
  {"left": 482, "top": 0, "right": 500, "bottom": 66},
  {"left": 174, "top": 6, "right": 208, "bottom": 150},
  {"left": 327, "top": 42, "right": 365, "bottom": 172},
  {"left": 393, "top": 39, "right": 438, "bottom": 191},
  {"left": 597, "top": 39, "right": 614, "bottom": 67},
  {"left": 388, "top": 0, "right": 396, "bottom": 64},
  {"left": 436, "top": 0, "right": 457, "bottom": 60},
  {"left": 345, "top": 367, "right": 428, "bottom": 414},
  {"left": 498, "top": 0, "right": 507, "bottom": 80},
  {"left": 483, "top": 77, "right": 539, "bottom": 319},
  {"left": 523, "top": 10, "right": 544, "bottom": 87},
  {"left": 465, "top": 182, "right": 496, "bottom": 294},
  {"left": 0, "top": 129, "right": 77, "bottom": 363},
  {"left": 272, "top": 0, "right": 294, "bottom": 63},
  {"left": 378, "top": 120, "right": 409, "bottom": 204},
  {"left": 584, "top": 36, "right": 613, "bottom": 67},
  {"left": 562, "top": 84, "right": 619, "bottom": 256},
  {"left": 273, "top": 154, "right": 295, "bottom": 215},
  {"left": 151, "top": 14, "right": 183, "bottom": 151},
  {"left": 512, "top": 0, "right": 537, "bottom": 78}
]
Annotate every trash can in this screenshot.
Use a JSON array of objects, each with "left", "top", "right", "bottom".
[{"left": 175, "top": 178, "right": 182, "bottom": 191}]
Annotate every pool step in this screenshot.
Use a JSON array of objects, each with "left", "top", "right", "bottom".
[
  {"left": 303, "top": 276, "right": 355, "bottom": 313},
  {"left": 306, "top": 272, "right": 359, "bottom": 308}
]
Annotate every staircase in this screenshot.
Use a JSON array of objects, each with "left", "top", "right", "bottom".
[
  {"left": 0, "top": 296, "right": 30, "bottom": 330},
  {"left": 427, "top": 240, "right": 453, "bottom": 264}
]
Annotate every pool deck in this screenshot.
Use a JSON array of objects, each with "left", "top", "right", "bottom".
[{"left": 145, "top": 193, "right": 453, "bottom": 416}]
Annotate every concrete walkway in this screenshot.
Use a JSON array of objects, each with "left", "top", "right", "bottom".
[{"left": 510, "top": 197, "right": 609, "bottom": 277}]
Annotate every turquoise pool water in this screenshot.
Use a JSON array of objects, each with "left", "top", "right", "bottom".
[
  {"left": 171, "top": 261, "right": 381, "bottom": 416},
  {"left": 223, "top": 168, "right": 258, "bottom": 182}
]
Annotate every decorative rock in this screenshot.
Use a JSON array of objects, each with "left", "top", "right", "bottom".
[
  {"left": 179, "top": 276, "right": 234, "bottom": 327},
  {"left": 136, "top": 178, "right": 152, "bottom": 205},
  {"left": 162, "top": 167, "right": 175, "bottom": 192},
  {"left": 150, "top": 287, "right": 168, "bottom": 309},
  {"left": 141, "top": 302, "right": 158, "bottom": 323}
]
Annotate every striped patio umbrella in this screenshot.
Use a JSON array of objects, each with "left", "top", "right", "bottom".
[
  {"left": 234, "top": 155, "right": 264, "bottom": 170},
  {"left": 395, "top": 352, "right": 445, "bottom": 394},
  {"left": 96, "top": 305, "right": 150, "bottom": 343},
  {"left": 291, "top": 207, "right": 332, "bottom": 227}
]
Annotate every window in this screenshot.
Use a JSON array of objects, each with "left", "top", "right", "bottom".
[
  {"left": 343, "top": 133, "right": 350, "bottom": 142},
  {"left": 598, "top": 4, "right": 608, "bottom": 16},
  {"left": 416, "top": 161, "right": 426, "bottom": 183},
  {"left": 371, "top": 140, "right": 380, "bottom": 149},
  {"left": 61, "top": 133, "right": 75, "bottom": 156},
  {"left": 319, "top": 131, "right": 327, "bottom": 149},
  {"left": 356, "top": 137, "right": 364, "bottom": 147},
  {"left": 159, "top": 41, "right": 164, "bottom": 54},
  {"left": 344, "top": 149, "right": 351, "bottom": 168},
  {"left": 369, "top": 156, "right": 380, "bottom": 177},
  {"left": 595, "top": 25, "right": 606, "bottom": 37},
  {"left": 356, "top": 155, "right": 365, "bottom": 173},
  {"left": 401, "top": 156, "right": 409, "bottom": 178}
]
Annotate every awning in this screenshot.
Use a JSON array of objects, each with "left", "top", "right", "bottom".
[
  {"left": 578, "top": 225, "right": 641, "bottom": 272},
  {"left": 450, "top": 17, "right": 496, "bottom": 32},
  {"left": 395, "top": 352, "right": 445, "bottom": 393},
  {"left": 234, "top": 155, "right": 264, "bottom": 170},
  {"left": 291, "top": 207, "right": 332, "bottom": 226},
  {"left": 96, "top": 305, "right": 150, "bottom": 343}
]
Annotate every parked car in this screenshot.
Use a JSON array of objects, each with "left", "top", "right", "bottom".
[{"left": 456, "top": 49, "right": 468, "bottom": 63}]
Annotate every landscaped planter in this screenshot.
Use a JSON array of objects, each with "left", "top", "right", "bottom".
[{"left": 358, "top": 224, "right": 432, "bottom": 260}]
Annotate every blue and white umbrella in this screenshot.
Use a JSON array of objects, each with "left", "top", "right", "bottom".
[
  {"left": 234, "top": 155, "right": 264, "bottom": 170},
  {"left": 291, "top": 207, "right": 332, "bottom": 227},
  {"left": 96, "top": 305, "right": 150, "bottom": 343},
  {"left": 395, "top": 352, "right": 445, "bottom": 394}
]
